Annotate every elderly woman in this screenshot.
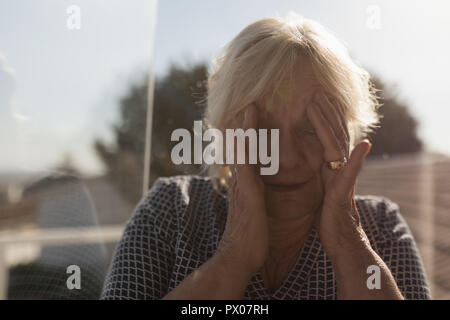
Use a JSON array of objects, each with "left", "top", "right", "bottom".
[{"left": 101, "top": 13, "right": 430, "bottom": 300}]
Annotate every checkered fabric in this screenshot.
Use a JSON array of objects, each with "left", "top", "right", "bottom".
[{"left": 101, "top": 175, "right": 431, "bottom": 300}]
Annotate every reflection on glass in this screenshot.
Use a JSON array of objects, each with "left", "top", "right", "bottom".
[{"left": 0, "top": 0, "right": 157, "bottom": 299}]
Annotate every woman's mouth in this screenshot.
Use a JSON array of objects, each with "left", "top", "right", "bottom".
[{"left": 265, "top": 181, "right": 308, "bottom": 192}]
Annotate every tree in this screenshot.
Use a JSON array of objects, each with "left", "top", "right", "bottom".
[
  {"left": 94, "top": 62, "right": 208, "bottom": 204},
  {"left": 367, "top": 77, "right": 423, "bottom": 157}
]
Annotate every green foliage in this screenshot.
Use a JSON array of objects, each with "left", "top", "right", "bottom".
[
  {"left": 95, "top": 62, "right": 208, "bottom": 203},
  {"left": 367, "top": 77, "right": 423, "bottom": 157}
]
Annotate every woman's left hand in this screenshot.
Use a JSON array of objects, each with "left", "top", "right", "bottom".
[{"left": 306, "top": 90, "right": 372, "bottom": 263}]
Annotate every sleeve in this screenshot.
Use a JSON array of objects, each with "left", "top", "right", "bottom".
[
  {"left": 100, "top": 178, "right": 177, "bottom": 300},
  {"left": 377, "top": 198, "right": 432, "bottom": 299}
]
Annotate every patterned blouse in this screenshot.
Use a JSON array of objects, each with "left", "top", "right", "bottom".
[{"left": 101, "top": 175, "right": 431, "bottom": 300}]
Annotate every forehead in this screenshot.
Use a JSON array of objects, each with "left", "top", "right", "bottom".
[{"left": 255, "top": 63, "right": 322, "bottom": 125}]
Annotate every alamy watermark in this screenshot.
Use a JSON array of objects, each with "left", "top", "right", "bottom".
[
  {"left": 366, "top": 5, "right": 382, "bottom": 30},
  {"left": 66, "top": 5, "right": 81, "bottom": 30},
  {"left": 171, "top": 121, "right": 280, "bottom": 175},
  {"left": 366, "top": 265, "right": 381, "bottom": 289},
  {"left": 66, "top": 265, "right": 81, "bottom": 290}
]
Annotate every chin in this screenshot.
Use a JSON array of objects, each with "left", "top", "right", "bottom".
[{"left": 264, "top": 179, "right": 323, "bottom": 216}]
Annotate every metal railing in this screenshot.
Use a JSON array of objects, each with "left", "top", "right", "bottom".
[{"left": 0, "top": 224, "right": 124, "bottom": 300}]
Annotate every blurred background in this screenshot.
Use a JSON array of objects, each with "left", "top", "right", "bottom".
[{"left": 0, "top": 0, "right": 449, "bottom": 299}]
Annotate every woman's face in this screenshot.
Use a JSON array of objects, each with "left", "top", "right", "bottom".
[{"left": 255, "top": 65, "right": 327, "bottom": 220}]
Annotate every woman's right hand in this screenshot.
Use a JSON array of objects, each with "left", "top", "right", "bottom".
[{"left": 216, "top": 104, "right": 269, "bottom": 278}]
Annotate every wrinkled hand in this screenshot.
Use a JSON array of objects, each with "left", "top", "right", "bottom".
[
  {"left": 216, "top": 104, "right": 269, "bottom": 276},
  {"left": 307, "top": 90, "right": 372, "bottom": 262}
]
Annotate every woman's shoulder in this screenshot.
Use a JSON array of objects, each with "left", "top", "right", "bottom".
[
  {"left": 355, "top": 194, "right": 401, "bottom": 221},
  {"left": 145, "top": 174, "right": 223, "bottom": 206},
  {"left": 127, "top": 174, "right": 224, "bottom": 229},
  {"left": 148, "top": 174, "right": 220, "bottom": 192},
  {"left": 354, "top": 194, "right": 412, "bottom": 246}
]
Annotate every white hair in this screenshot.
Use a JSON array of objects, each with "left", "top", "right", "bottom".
[{"left": 204, "top": 12, "right": 381, "bottom": 189}]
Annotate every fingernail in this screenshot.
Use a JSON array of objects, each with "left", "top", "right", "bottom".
[{"left": 364, "top": 139, "right": 372, "bottom": 155}]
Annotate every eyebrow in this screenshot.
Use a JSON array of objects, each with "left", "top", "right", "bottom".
[{"left": 298, "top": 118, "right": 313, "bottom": 128}]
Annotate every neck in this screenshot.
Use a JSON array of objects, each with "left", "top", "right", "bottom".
[
  {"left": 267, "top": 213, "right": 314, "bottom": 250},
  {"left": 261, "top": 212, "right": 315, "bottom": 294}
]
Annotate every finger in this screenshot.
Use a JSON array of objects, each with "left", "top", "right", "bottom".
[
  {"left": 306, "top": 102, "right": 343, "bottom": 162},
  {"left": 226, "top": 111, "right": 244, "bottom": 168},
  {"left": 237, "top": 104, "right": 259, "bottom": 178},
  {"left": 314, "top": 91, "right": 345, "bottom": 143},
  {"left": 244, "top": 103, "right": 259, "bottom": 164},
  {"left": 350, "top": 187, "right": 358, "bottom": 212},
  {"left": 228, "top": 167, "right": 237, "bottom": 193},
  {"left": 334, "top": 139, "right": 371, "bottom": 199},
  {"left": 227, "top": 169, "right": 237, "bottom": 217},
  {"left": 232, "top": 172, "right": 239, "bottom": 210},
  {"left": 332, "top": 98, "right": 350, "bottom": 144},
  {"left": 319, "top": 91, "right": 349, "bottom": 142},
  {"left": 314, "top": 91, "right": 349, "bottom": 158}
]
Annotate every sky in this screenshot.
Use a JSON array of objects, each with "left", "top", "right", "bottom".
[{"left": 1, "top": 0, "right": 449, "bottom": 176}]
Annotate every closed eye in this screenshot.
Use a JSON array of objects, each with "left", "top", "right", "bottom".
[
  {"left": 295, "top": 127, "right": 317, "bottom": 138},
  {"left": 303, "top": 129, "right": 317, "bottom": 136}
]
